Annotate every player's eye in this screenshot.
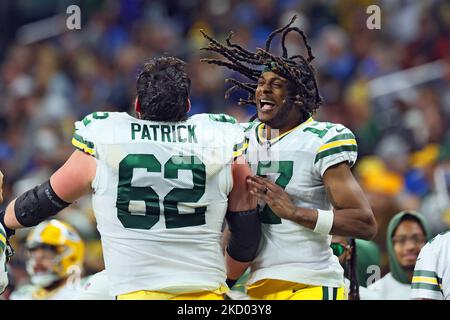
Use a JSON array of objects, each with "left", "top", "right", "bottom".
[{"left": 272, "top": 82, "right": 282, "bottom": 88}]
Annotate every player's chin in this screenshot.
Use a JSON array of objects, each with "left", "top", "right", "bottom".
[
  {"left": 400, "top": 257, "right": 418, "bottom": 269},
  {"left": 257, "top": 107, "right": 278, "bottom": 123}
]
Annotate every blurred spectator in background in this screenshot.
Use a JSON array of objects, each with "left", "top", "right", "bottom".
[
  {"left": 367, "top": 211, "right": 430, "bottom": 299},
  {"left": 9, "top": 219, "right": 85, "bottom": 300},
  {"left": 331, "top": 236, "right": 380, "bottom": 300},
  {"left": 355, "top": 238, "right": 381, "bottom": 289}
]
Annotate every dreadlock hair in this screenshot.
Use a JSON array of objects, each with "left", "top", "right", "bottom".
[
  {"left": 200, "top": 15, "right": 323, "bottom": 122},
  {"left": 347, "top": 238, "right": 360, "bottom": 300},
  {"left": 136, "top": 57, "right": 191, "bottom": 122}
]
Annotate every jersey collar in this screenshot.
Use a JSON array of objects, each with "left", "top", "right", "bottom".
[{"left": 256, "top": 117, "right": 314, "bottom": 146}]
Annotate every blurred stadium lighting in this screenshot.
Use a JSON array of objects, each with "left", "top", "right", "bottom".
[{"left": 370, "top": 60, "right": 449, "bottom": 99}]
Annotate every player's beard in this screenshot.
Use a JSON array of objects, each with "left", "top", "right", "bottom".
[
  {"left": 402, "top": 264, "right": 416, "bottom": 273},
  {"left": 262, "top": 100, "right": 296, "bottom": 130},
  {"left": 30, "top": 272, "right": 59, "bottom": 287}
]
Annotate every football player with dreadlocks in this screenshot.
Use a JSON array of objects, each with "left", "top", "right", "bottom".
[{"left": 201, "top": 16, "right": 377, "bottom": 300}]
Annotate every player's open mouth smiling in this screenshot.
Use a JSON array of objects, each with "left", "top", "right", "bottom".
[{"left": 259, "top": 99, "right": 277, "bottom": 112}]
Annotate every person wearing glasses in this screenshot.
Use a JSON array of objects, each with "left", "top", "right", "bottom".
[{"left": 367, "top": 211, "right": 430, "bottom": 299}]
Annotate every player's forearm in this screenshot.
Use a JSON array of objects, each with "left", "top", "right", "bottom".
[
  {"left": 330, "top": 207, "right": 377, "bottom": 240},
  {"left": 290, "top": 207, "right": 377, "bottom": 240},
  {"left": 3, "top": 199, "right": 23, "bottom": 229},
  {"left": 3, "top": 180, "right": 71, "bottom": 231},
  {"left": 226, "top": 253, "right": 250, "bottom": 281}
]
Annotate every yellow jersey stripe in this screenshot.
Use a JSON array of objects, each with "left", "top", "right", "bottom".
[
  {"left": 233, "top": 142, "right": 249, "bottom": 158},
  {"left": 72, "top": 138, "right": 95, "bottom": 155},
  {"left": 318, "top": 139, "right": 357, "bottom": 152},
  {"left": 0, "top": 233, "right": 6, "bottom": 247},
  {"left": 412, "top": 276, "right": 439, "bottom": 285}
]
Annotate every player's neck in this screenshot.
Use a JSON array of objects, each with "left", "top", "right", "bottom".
[{"left": 264, "top": 116, "right": 306, "bottom": 139}]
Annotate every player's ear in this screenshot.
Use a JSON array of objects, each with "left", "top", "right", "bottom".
[
  {"left": 134, "top": 97, "right": 141, "bottom": 118},
  {"left": 186, "top": 98, "right": 191, "bottom": 114}
]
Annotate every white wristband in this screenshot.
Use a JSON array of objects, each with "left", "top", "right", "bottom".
[{"left": 313, "top": 209, "right": 334, "bottom": 235}]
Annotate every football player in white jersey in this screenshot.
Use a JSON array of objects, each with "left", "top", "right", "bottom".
[
  {"left": 10, "top": 219, "right": 85, "bottom": 300},
  {"left": 0, "top": 223, "right": 7, "bottom": 296},
  {"left": 411, "top": 231, "right": 450, "bottom": 300},
  {"left": 201, "top": 16, "right": 377, "bottom": 300},
  {"left": 1, "top": 170, "right": 10, "bottom": 295},
  {"left": 0, "top": 57, "right": 260, "bottom": 300}
]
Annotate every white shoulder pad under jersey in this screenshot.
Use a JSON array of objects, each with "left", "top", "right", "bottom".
[
  {"left": 72, "top": 112, "right": 246, "bottom": 160},
  {"left": 411, "top": 231, "right": 450, "bottom": 300},
  {"left": 0, "top": 224, "right": 8, "bottom": 294}
]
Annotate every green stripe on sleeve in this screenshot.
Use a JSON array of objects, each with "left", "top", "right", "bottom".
[
  {"left": 325, "top": 133, "right": 355, "bottom": 143},
  {"left": 0, "top": 227, "right": 6, "bottom": 238},
  {"left": 0, "top": 241, "right": 5, "bottom": 252},
  {"left": 414, "top": 270, "right": 442, "bottom": 283},
  {"left": 414, "top": 270, "right": 437, "bottom": 278},
  {"left": 315, "top": 145, "right": 358, "bottom": 163},
  {"left": 73, "top": 133, "right": 95, "bottom": 149},
  {"left": 411, "top": 282, "right": 442, "bottom": 292}
]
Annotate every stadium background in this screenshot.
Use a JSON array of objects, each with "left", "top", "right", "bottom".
[{"left": 0, "top": 0, "right": 449, "bottom": 295}]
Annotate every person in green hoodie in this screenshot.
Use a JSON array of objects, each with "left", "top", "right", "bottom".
[{"left": 367, "top": 211, "right": 431, "bottom": 299}]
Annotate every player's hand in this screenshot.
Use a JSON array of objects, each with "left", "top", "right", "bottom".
[{"left": 247, "top": 175, "right": 296, "bottom": 220}]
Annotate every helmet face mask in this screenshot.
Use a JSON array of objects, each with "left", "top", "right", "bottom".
[
  {"left": 26, "top": 245, "right": 60, "bottom": 285},
  {"left": 25, "top": 220, "right": 85, "bottom": 288}
]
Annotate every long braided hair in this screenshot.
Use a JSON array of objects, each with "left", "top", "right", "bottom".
[
  {"left": 200, "top": 16, "right": 323, "bottom": 122},
  {"left": 348, "top": 238, "right": 360, "bottom": 300}
]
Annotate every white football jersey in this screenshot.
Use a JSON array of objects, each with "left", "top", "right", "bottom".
[
  {"left": 243, "top": 117, "right": 357, "bottom": 288},
  {"left": 411, "top": 231, "right": 450, "bottom": 300},
  {"left": 76, "top": 270, "right": 114, "bottom": 300},
  {"left": 73, "top": 112, "right": 245, "bottom": 296},
  {"left": 9, "top": 281, "right": 83, "bottom": 300},
  {"left": 0, "top": 225, "right": 7, "bottom": 294}
]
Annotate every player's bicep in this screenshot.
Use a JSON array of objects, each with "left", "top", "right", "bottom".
[
  {"left": 50, "top": 150, "right": 96, "bottom": 202},
  {"left": 322, "top": 162, "right": 369, "bottom": 210},
  {"left": 228, "top": 156, "right": 256, "bottom": 212}
]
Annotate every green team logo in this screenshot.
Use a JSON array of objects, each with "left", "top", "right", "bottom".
[
  {"left": 257, "top": 161, "right": 294, "bottom": 224},
  {"left": 82, "top": 112, "right": 109, "bottom": 126}
]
